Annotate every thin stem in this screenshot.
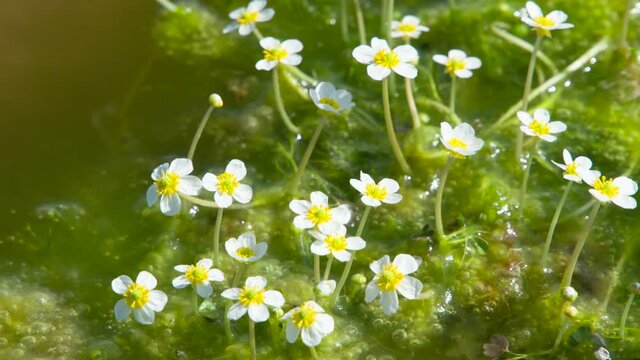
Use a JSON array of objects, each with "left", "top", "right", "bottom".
[
  {"left": 560, "top": 202, "right": 601, "bottom": 288},
  {"left": 253, "top": 28, "right": 264, "bottom": 40},
  {"left": 224, "top": 303, "right": 234, "bottom": 342},
  {"left": 490, "top": 23, "right": 557, "bottom": 73},
  {"left": 213, "top": 208, "right": 224, "bottom": 266},
  {"left": 542, "top": 182, "right": 573, "bottom": 267},
  {"left": 405, "top": 77, "right": 421, "bottom": 129},
  {"left": 385, "top": 0, "right": 394, "bottom": 41},
  {"left": 323, "top": 256, "right": 334, "bottom": 281},
  {"left": 601, "top": 252, "right": 628, "bottom": 315},
  {"left": 284, "top": 65, "right": 317, "bottom": 86},
  {"left": 435, "top": 157, "right": 454, "bottom": 240},
  {"left": 193, "top": 291, "right": 199, "bottom": 314},
  {"left": 292, "top": 120, "right": 326, "bottom": 191},
  {"left": 340, "top": 0, "right": 349, "bottom": 42},
  {"left": 272, "top": 68, "right": 301, "bottom": 134},
  {"left": 249, "top": 318, "right": 257, "bottom": 360},
  {"left": 382, "top": 78, "right": 412, "bottom": 174},
  {"left": 621, "top": 0, "right": 634, "bottom": 48},
  {"left": 331, "top": 206, "right": 372, "bottom": 301},
  {"left": 419, "top": 98, "right": 461, "bottom": 124},
  {"left": 314, "top": 254, "right": 321, "bottom": 283},
  {"left": 309, "top": 346, "right": 320, "bottom": 360},
  {"left": 553, "top": 318, "right": 569, "bottom": 350},
  {"left": 449, "top": 76, "right": 457, "bottom": 115},
  {"left": 620, "top": 293, "right": 635, "bottom": 341},
  {"left": 518, "top": 152, "right": 534, "bottom": 219},
  {"left": 516, "top": 35, "right": 542, "bottom": 161},
  {"left": 188, "top": 106, "right": 214, "bottom": 160},
  {"left": 353, "top": 0, "right": 367, "bottom": 45},
  {"left": 155, "top": 0, "right": 177, "bottom": 12}
]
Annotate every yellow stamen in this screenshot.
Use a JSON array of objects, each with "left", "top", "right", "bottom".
[
  {"left": 238, "top": 287, "right": 265, "bottom": 306},
  {"left": 534, "top": 16, "right": 556, "bottom": 27},
  {"left": 263, "top": 47, "right": 288, "bottom": 62},
  {"left": 237, "top": 10, "right": 259, "bottom": 25},
  {"left": 155, "top": 171, "right": 180, "bottom": 196},
  {"left": 306, "top": 205, "right": 332, "bottom": 225},
  {"left": 565, "top": 162, "right": 578, "bottom": 176},
  {"left": 365, "top": 183, "right": 388, "bottom": 201},
  {"left": 292, "top": 303, "right": 317, "bottom": 328},
  {"left": 217, "top": 172, "right": 239, "bottom": 195},
  {"left": 445, "top": 59, "right": 466, "bottom": 76},
  {"left": 185, "top": 264, "right": 209, "bottom": 285},
  {"left": 593, "top": 176, "right": 619, "bottom": 198},
  {"left": 124, "top": 283, "right": 150, "bottom": 309},
  {"left": 397, "top": 23, "right": 417, "bottom": 34},
  {"left": 319, "top": 98, "right": 340, "bottom": 110},
  {"left": 375, "top": 264, "right": 404, "bottom": 291},
  {"left": 373, "top": 49, "right": 400, "bottom": 68},
  {"left": 448, "top": 137, "right": 467, "bottom": 149},
  {"left": 529, "top": 119, "right": 551, "bottom": 136},
  {"left": 324, "top": 234, "right": 347, "bottom": 252},
  {"left": 236, "top": 246, "right": 255, "bottom": 259}
]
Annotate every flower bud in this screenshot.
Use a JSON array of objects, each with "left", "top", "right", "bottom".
[
  {"left": 209, "top": 93, "right": 223, "bottom": 108},
  {"left": 564, "top": 305, "right": 578, "bottom": 318},
  {"left": 351, "top": 273, "right": 367, "bottom": 285},
  {"left": 561, "top": 286, "right": 578, "bottom": 302},
  {"left": 271, "top": 306, "right": 284, "bottom": 319}
]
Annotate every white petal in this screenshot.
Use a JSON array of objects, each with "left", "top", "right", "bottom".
[
  {"left": 394, "top": 45, "right": 418, "bottom": 62},
  {"left": 574, "top": 156, "right": 592, "bottom": 170},
  {"left": 301, "top": 326, "right": 323, "bottom": 347},
  {"left": 367, "top": 64, "right": 392, "bottom": 80},
  {"left": 169, "top": 158, "right": 193, "bottom": 176},
  {"left": 256, "top": 59, "right": 277, "bottom": 71},
  {"left": 257, "top": 8, "right": 275, "bottom": 22},
  {"left": 160, "top": 194, "right": 181, "bottom": 216},
  {"left": 370, "top": 255, "right": 391, "bottom": 273},
  {"left": 289, "top": 199, "right": 311, "bottom": 214},
  {"left": 225, "top": 159, "right": 247, "bottom": 180},
  {"left": 294, "top": 215, "right": 315, "bottom": 229},
  {"left": 613, "top": 177, "right": 638, "bottom": 196},
  {"left": 221, "top": 288, "right": 241, "bottom": 300},
  {"left": 380, "top": 291, "right": 399, "bottom": 315},
  {"left": 214, "top": 192, "right": 233, "bottom": 208},
  {"left": 346, "top": 236, "right": 366, "bottom": 251},
  {"left": 310, "top": 191, "right": 329, "bottom": 206},
  {"left": 259, "top": 36, "right": 281, "bottom": 50},
  {"left": 432, "top": 54, "right": 448, "bottom": 65},
  {"left": 172, "top": 275, "right": 191, "bottom": 288},
  {"left": 229, "top": 8, "right": 245, "bottom": 20},
  {"left": 454, "top": 69, "right": 472, "bottom": 78},
  {"left": 151, "top": 163, "right": 169, "bottom": 181},
  {"left": 253, "top": 242, "right": 268, "bottom": 260},
  {"left": 520, "top": 126, "right": 536, "bottom": 137},
  {"left": 349, "top": 179, "right": 364, "bottom": 193},
  {"left": 371, "top": 37, "right": 390, "bottom": 52},
  {"left": 589, "top": 189, "right": 612, "bottom": 203},
  {"left": 309, "top": 230, "right": 326, "bottom": 241},
  {"left": 316, "top": 82, "right": 336, "bottom": 98},
  {"left": 195, "top": 283, "right": 212, "bottom": 298},
  {"left": 361, "top": 196, "right": 382, "bottom": 207},
  {"left": 263, "top": 290, "right": 285, "bottom": 307},
  {"left": 208, "top": 268, "right": 225, "bottom": 282},
  {"left": 393, "top": 63, "right": 418, "bottom": 79},
  {"left": 112, "top": 275, "right": 133, "bottom": 295},
  {"left": 133, "top": 306, "right": 155, "bottom": 325},
  {"left": 315, "top": 313, "right": 334, "bottom": 334},
  {"left": 245, "top": 276, "right": 267, "bottom": 290},
  {"left": 333, "top": 250, "right": 351, "bottom": 262},
  {"left": 613, "top": 195, "right": 637, "bottom": 209},
  {"left": 136, "top": 271, "right": 157, "bottom": 290},
  {"left": 177, "top": 175, "right": 202, "bottom": 196},
  {"left": 281, "top": 54, "right": 302, "bottom": 66},
  {"left": 248, "top": 304, "right": 270, "bottom": 322},
  {"left": 201, "top": 173, "right": 218, "bottom": 191},
  {"left": 174, "top": 264, "right": 189, "bottom": 272},
  {"left": 147, "top": 290, "right": 168, "bottom": 311},
  {"left": 539, "top": 134, "right": 557, "bottom": 142},
  {"left": 525, "top": 1, "right": 543, "bottom": 19},
  {"left": 146, "top": 185, "right": 158, "bottom": 206},
  {"left": 384, "top": 193, "right": 403, "bottom": 204},
  {"left": 549, "top": 121, "right": 567, "bottom": 134},
  {"left": 547, "top": 10, "right": 568, "bottom": 24},
  {"left": 227, "top": 302, "right": 248, "bottom": 320},
  {"left": 286, "top": 321, "right": 301, "bottom": 343},
  {"left": 281, "top": 39, "right": 303, "bottom": 54},
  {"left": 352, "top": 45, "right": 374, "bottom": 64},
  {"left": 195, "top": 258, "right": 212, "bottom": 269},
  {"left": 316, "top": 280, "right": 336, "bottom": 296},
  {"left": 448, "top": 49, "right": 467, "bottom": 60},
  {"left": 114, "top": 299, "right": 131, "bottom": 321},
  {"left": 533, "top": 108, "right": 550, "bottom": 123},
  {"left": 232, "top": 184, "right": 253, "bottom": 204},
  {"left": 238, "top": 24, "right": 255, "bottom": 36},
  {"left": 223, "top": 23, "right": 239, "bottom": 34},
  {"left": 393, "top": 254, "right": 419, "bottom": 274},
  {"left": 465, "top": 57, "right": 482, "bottom": 70},
  {"left": 396, "top": 276, "right": 423, "bottom": 299},
  {"left": 562, "top": 149, "right": 573, "bottom": 165},
  {"left": 247, "top": 0, "right": 266, "bottom": 12},
  {"left": 378, "top": 178, "right": 400, "bottom": 193},
  {"left": 331, "top": 205, "right": 351, "bottom": 224},
  {"left": 310, "top": 241, "right": 331, "bottom": 256},
  {"left": 517, "top": 111, "right": 533, "bottom": 125}
]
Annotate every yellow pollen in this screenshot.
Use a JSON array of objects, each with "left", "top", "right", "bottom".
[
  {"left": 319, "top": 98, "right": 340, "bottom": 110},
  {"left": 365, "top": 183, "right": 388, "bottom": 201},
  {"left": 124, "top": 283, "right": 150, "bottom": 309},
  {"left": 238, "top": 287, "right": 265, "bottom": 307},
  {"left": 565, "top": 162, "right": 578, "bottom": 176},
  {"left": 292, "top": 303, "right": 318, "bottom": 328},
  {"left": 237, "top": 10, "right": 259, "bottom": 25},
  {"left": 306, "top": 205, "right": 332, "bottom": 226},
  {"left": 375, "top": 264, "right": 404, "bottom": 291},
  {"left": 155, "top": 171, "right": 180, "bottom": 196},
  {"left": 236, "top": 246, "right": 255, "bottom": 259},
  {"left": 397, "top": 23, "right": 417, "bottom": 34},
  {"left": 185, "top": 264, "right": 209, "bottom": 285},
  {"left": 324, "top": 235, "right": 347, "bottom": 252},
  {"left": 217, "top": 172, "right": 239, "bottom": 195},
  {"left": 445, "top": 59, "right": 466, "bottom": 75},
  {"left": 263, "top": 47, "right": 288, "bottom": 62},
  {"left": 448, "top": 137, "right": 468, "bottom": 149},
  {"left": 373, "top": 49, "right": 400, "bottom": 68},
  {"left": 534, "top": 16, "right": 556, "bottom": 28},
  {"left": 593, "top": 176, "right": 619, "bottom": 198},
  {"left": 529, "top": 119, "right": 551, "bottom": 136}
]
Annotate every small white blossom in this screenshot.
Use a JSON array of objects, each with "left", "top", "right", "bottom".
[
  {"left": 440, "top": 122, "right": 484, "bottom": 157},
  {"left": 352, "top": 37, "right": 419, "bottom": 80},
  {"left": 289, "top": 191, "right": 351, "bottom": 234},
  {"left": 309, "top": 82, "right": 354, "bottom": 114},
  {"left": 551, "top": 149, "right": 600, "bottom": 183},
  {"left": 146, "top": 158, "right": 202, "bottom": 216},
  {"left": 281, "top": 301, "right": 334, "bottom": 346},
  {"left": 316, "top": 280, "right": 336, "bottom": 296},
  {"left": 222, "top": 276, "right": 285, "bottom": 322},
  {"left": 225, "top": 232, "right": 268, "bottom": 263},
  {"left": 172, "top": 258, "right": 224, "bottom": 298},
  {"left": 582, "top": 173, "right": 638, "bottom": 209},
  {"left": 223, "top": 0, "right": 275, "bottom": 36},
  {"left": 112, "top": 271, "right": 168, "bottom": 325},
  {"left": 518, "top": 109, "right": 566, "bottom": 142},
  {"left": 521, "top": 1, "right": 574, "bottom": 37},
  {"left": 433, "top": 49, "right": 481, "bottom": 79},
  {"left": 391, "top": 15, "right": 429, "bottom": 40},
  {"left": 309, "top": 225, "right": 366, "bottom": 262},
  {"left": 202, "top": 159, "right": 253, "bottom": 208},
  {"left": 365, "top": 254, "right": 423, "bottom": 315},
  {"left": 350, "top": 171, "right": 402, "bottom": 207},
  {"left": 255, "top": 37, "right": 303, "bottom": 71}
]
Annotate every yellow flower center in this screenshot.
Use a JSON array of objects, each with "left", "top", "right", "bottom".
[
  {"left": 155, "top": 171, "right": 180, "bottom": 196},
  {"left": 373, "top": 49, "right": 400, "bottom": 68},
  {"left": 375, "top": 264, "right": 404, "bottom": 291},
  {"left": 534, "top": 16, "right": 556, "bottom": 28},
  {"left": 236, "top": 246, "right": 255, "bottom": 259},
  {"left": 448, "top": 137, "right": 468, "bottom": 149},
  {"left": 306, "top": 205, "right": 332, "bottom": 226},
  {"left": 238, "top": 287, "right": 265, "bottom": 307},
  {"left": 365, "top": 183, "right": 388, "bottom": 201},
  {"left": 263, "top": 47, "right": 288, "bottom": 62},
  {"left": 124, "top": 283, "right": 150, "bottom": 309},
  {"left": 529, "top": 119, "right": 550, "bottom": 136},
  {"left": 593, "top": 176, "right": 620, "bottom": 198},
  {"left": 324, "top": 234, "right": 347, "bottom": 252},
  {"left": 319, "top": 98, "right": 340, "bottom": 110},
  {"left": 565, "top": 162, "right": 578, "bottom": 176},
  {"left": 292, "top": 303, "right": 318, "bottom": 329},
  {"left": 237, "top": 10, "right": 259, "bottom": 25},
  {"left": 185, "top": 264, "right": 209, "bottom": 285},
  {"left": 397, "top": 23, "right": 417, "bottom": 34},
  {"left": 217, "top": 172, "right": 239, "bottom": 195},
  {"left": 446, "top": 59, "right": 466, "bottom": 75}
]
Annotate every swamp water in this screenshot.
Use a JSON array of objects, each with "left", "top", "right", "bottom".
[{"left": 1, "top": 0, "right": 640, "bottom": 358}]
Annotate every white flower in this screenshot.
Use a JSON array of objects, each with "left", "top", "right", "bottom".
[
  {"left": 309, "top": 82, "right": 354, "bottom": 114},
  {"left": 202, "top": 159, "right": 253, "bottom": 208},
  {"left": 146, "top": 158, "right": 202, "bottom": 216},
  {"left": 316, "top": 280, "right": 336, "bottom": 296},
  {"left": 432, "top": 49, "right": 481, "bottom": 79},
  {"left": 349, "top": 171, "right": 403, "bottom": 207},
  {"left": 391, "top": 15, "right": 429, "bottom": 40},
  {"left": 222, "top": 276, "right": 285, "bottom": 323},
  {"left": 309, "top": 225, "right": 366, "bottom": 262},
  {"left": 352, "top": 37, "right": 419, "bottom": 80},
  {"left": 365, "top": 254, "right": 423, "bottom": 315},
  {"left": 289, "top": 191, "right": 351, "bottom": 233},
  {"left": 551, "top": 149, "right": 600, "bottom": 183},
  {"left": 172, "top": 258, "right": 224, "bottom": 298},
  {"left": 518, "top": 109, "right": 566, "bottom": 142},
  {"left": 281, "top": 301, "right": 334, "bottom": 346},
  {"left": 255, "top": 37, "right": 303, "bottom": 71},
  {"left": 225, "top": 232, "right": 268, "bottom": 263},
  {"left": 581, "top": 173, "right": 638, "bottom": 209},
  {"left": 520, "top": 1, "right": 574, "bottom": 37},
  {"left": 111, "top": 271, "right": 168, "bottom": 325},
  {"left": 439, "top": 122, "right": 484, "bottom": 157},
  {"left": 223, "top": 0, "right": 275, "bottom": 36}
]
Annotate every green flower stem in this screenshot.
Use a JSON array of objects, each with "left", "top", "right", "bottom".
[
  {"left": 253, "top": 28, "right": 264, "bottom": 40},
  {"left": 560, "top": 202, "right": 601, "bottom": 288},
  {"left": 314, "top": 254, "right": 321, "bottom": 283},
  {"left": 382, "top": 78, "right": 412, "bottom": 174},
  {"left": 309, "top": 346, "right": 320, "bottom": 360},
  {"left": 435, "top": 157, "right": 454, "bottom": 240},
  {"left": 232, "top": 263, "right": 247, "bottom": 287},
  {"left": 224, "top": 303, "right": 234, "bottom": 342},
  {"left": 340, "top": 0, "right": 349, "bottom": 42},
  {"left": 193, "top": 291, "right": 199, "bottom": 314},
  {"left": 601, "top": 252, "right": 627, "bottom": 315},
  {"left": 292, "top": 119, "right": 327, "bottom": 191},
  {"left": 419, "top": 98, "right": 461, "bottom": 125},
  {"left": 187, "top": 106, "right": 214, "bottom": 160},
  {"left": 620, "top": 293, "right": 635, "bottom": 341},
  {"left": 621, "top": 0, "right": 634, "bottom": 47},
  {"left": 490, "top": 23, "right": 557, "bottom": 73},
  {"left": 331, "top": 206, "right": 371, "bottom": 302},
  {"left": 283, "top": 65, "right": 317, "bottom": 86},
  {"left": 516, "top": 34, "right": 543, "bottom": 162},
  {"left": 353, "top": 0, "right": 367, "bottom": 45},
  {"left": 553, "top": 317, "right": 569, "bottom": 350},
  {"left": 249, "top": 318, "right": 257, "bottom": 360},
  {"left": 273, "top": 68, "right": 301, "bottom": 134},
  {"left": 323, "top": 255, "right": 334, "bottom": 281},
  {"left": 542, "top": 182, "right": 573, "bottom": 267},
  {"left": 385, "top": 0, "right": 394, "bottom": 41},
  {"left": 518, "top": 152, "right": 534, "bottom": 219},
  {"left": 155, "top": 0, "right": 176, "bottom": 12},
  {"left": 449, "top": 76, "right": 457, "bottom": 115},
  {"left": 405, "top": 77, "right": 421, "bottom": 129},
  {"left": 213, "top": 208, "right": 224, "bottom": 266}
]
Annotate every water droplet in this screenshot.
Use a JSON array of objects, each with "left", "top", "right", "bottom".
[
  {"left": 563, "top": 80, "right": 572, "bottom": 88},
  {"left": 328, "top": 18, "right": 336, "bottom": 25},
  {"left": 589, "top": 57, "right": 598, "bottom": 64},
  {"left": 189, "top": 206, "right": 199, "bottom": 217},
  {"left": 295, "top": 134, "right": 302, "bottom": 141},
  {"left": 547, "top": 86, "right": 557, "bottom": 93},
  {"left": 583, "top": 66, "right": 592, "bottom": 73}
]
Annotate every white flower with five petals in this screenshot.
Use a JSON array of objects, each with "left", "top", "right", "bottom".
[
  {"left": 581, "top": 173, "right": 638, "bottom": 209},
  {"left": 172, "top": 258, "right": 224, "bottom": 298},
  {"left": 350, "top": 171, "right": 403, "bottom": 207},
  {"left": 255, "top": 37, "right": 303, "bottom": 71},
  {"left": 520, "top": 1, "right": 574, "bottom": 38},
  {"left": 391, "top": 15, "right": 429, "bottom": 40},
  {"left": 289, "top": 191, "right": 351, "bottom": 233},
  {"left": 223, "top": 0, "right": 275, "bottom": 36},
  {"left": 202, "top": 159, "right": 253, "bottom": 208},
  {"left": 518, "top": 109, "right": 567, "bottom": 142},
  {"left": 551, "top": 149, "right": 600, "bottom": 183},
  {"left": 146, "top": 158, "right": 202, "bottom": 216},
  {"left": 440, "top": 122, "right": 484, "bottom": 157},
  {"left": 309, "top": 82, "right": 354, "bottom": 114},
  {"left": 222, "top": 276, "right": 285, "bottom": 322},
  {"left": 433, "top": 50, "right": 481, "bottom": 79},
  {"left": 281, "top": 301, "right": 334, "bottom": 346},
  {"left": 112, "top": 271, "right": 168, "bottom": 325},
  {"left": 352, "top": 37, "right": 419, "bottom": 80},
  {"left": 225, "top": 232, "right": 268, "bottom": 263},
  {"left": 365, "top": 254, "right": 423, "bottom": 315},
  {"left": 309, "top": 225, "right": 366, "bottom": 262}
]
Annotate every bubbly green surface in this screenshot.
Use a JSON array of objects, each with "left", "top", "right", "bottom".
[{"left": 1, "top": 0, "right": 640, "bottom": 358}]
